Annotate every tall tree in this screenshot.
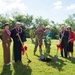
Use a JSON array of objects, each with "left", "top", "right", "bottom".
[
  {"left": 34, "top": 16, "right": 50, "bottom": 29},
  {"left": 65, "top": 14, "right": 75, "bottom": 30}
]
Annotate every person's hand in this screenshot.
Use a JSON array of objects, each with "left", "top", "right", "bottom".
[
  {"left": 62, "top": 34, "right": 64, "bottom": 37},
  {"left": 68, "top": 39, "right": 72, "bottom": 43},
  {"left": 68, "top": 40, "right": 70, "bottom": 43},
  {"left": 22, "top": 42, "right": 24, "bottom": 46},
  {"left": 6, "top": 43, "right": 8, "bottom": 47},
  {"left": 16, "top": 33, "right": 19, "bottom": 36},
  {"left": 59, "top": 39, "right": 62, "bottom": 43}
]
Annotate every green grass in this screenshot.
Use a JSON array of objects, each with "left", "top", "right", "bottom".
[{"left": 0, "top": 39, "right": 75, "bottom": 75}]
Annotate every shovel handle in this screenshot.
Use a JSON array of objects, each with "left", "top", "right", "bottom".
[{"left": 17, "top": 33, "right": 23, "bottom": 46}]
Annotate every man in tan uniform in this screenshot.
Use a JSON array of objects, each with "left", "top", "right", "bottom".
[{"left": 34, "top": 25, "right": 44, "bottom": 55}]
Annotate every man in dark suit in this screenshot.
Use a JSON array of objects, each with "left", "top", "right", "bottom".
[{"left": 11, "top": 22, "right": 26, "bottom": 62}]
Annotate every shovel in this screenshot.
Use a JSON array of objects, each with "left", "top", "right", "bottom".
[
  {"left": 54, "top": 46, "right": 59, "bottom": 59},
  {"left": 17, "top": 33, "right": 31, "bottom": 63}
]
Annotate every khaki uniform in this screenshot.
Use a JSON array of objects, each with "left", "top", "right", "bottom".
[{"left": 34, "top": 29, "right": 43, "bottom": 55}]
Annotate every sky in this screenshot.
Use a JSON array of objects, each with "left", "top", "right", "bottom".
[{"left": 0, "top": 0, "right": 75, "bottom": 23}]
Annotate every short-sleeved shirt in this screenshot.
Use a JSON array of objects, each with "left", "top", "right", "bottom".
[{"left": 35, "top": 29, "right": 44, "bottom": 40}]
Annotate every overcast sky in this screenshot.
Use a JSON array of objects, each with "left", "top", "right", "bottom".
[{"left": 0, "top": 0, "right": 75, "bottom": 23}]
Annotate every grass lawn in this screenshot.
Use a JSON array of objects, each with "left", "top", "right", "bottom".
[{"left": 0, "top": 39, "right": 75, "bottom": 75}]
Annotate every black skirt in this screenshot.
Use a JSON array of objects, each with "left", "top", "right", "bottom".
[{"left": 68, "top": 42, "right": 73, "bottom": 52}]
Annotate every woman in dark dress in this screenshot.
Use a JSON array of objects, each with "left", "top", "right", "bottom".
[{"left": 59, "top": 26, "right": 69, "bottom": 58}]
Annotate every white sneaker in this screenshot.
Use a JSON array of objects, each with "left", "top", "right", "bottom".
[{"left": 6, "top": 62, "right": 11, "bottom": 65}]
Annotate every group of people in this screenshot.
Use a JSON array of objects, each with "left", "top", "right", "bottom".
[
  {"left": 33, "top": 25, "right": 52, "bottom": 59},
  {"left": 59, "top": 26, "right": 75, "bottom": 58},
  {"left": 0, "top": 22, "right": 75, "bottom": 65},
  {"left": 0, "top": 22, "right": 26, "bottom": 65},
  {"left": 34, "top": 25, "right": 75, "bottom": 59}
]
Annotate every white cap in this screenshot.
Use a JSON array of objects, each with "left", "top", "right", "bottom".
[
  {"left": 67, "top": 26, "right": 71, "bottom": 28},
  {"left": 16, "top": 22, "right": 21, "bottom": 25},
  {"left": 45, "top": 25, "right": 50, "bottom": 29}
]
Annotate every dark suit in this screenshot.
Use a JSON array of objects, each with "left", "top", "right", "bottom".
[
  {"left": 59, "top": 30, "right": 69, "bottom": 57},
  {"left": 11, "top": 28, "right": 26, "bottom": 62}
]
